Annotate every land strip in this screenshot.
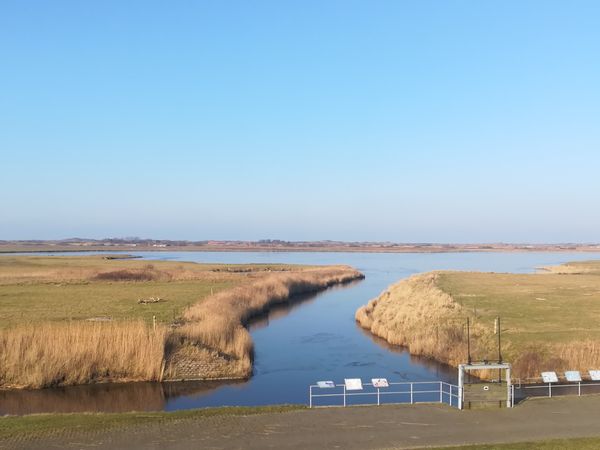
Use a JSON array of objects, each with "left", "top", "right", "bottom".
[
  {"left": 2, "top": 395, "right": 600, "bottom": 449},
  {"left": 356, "top": 260, "right": 600, "bottom": 379},
  {"left": 427, "top": 437, "right": 600, "bottom": 449},
  {"left": 3, "top": 239, "right": 600, "bottom": 254},
  {"left": 0, "top": 255, "right": 362, "bottom": 388}
]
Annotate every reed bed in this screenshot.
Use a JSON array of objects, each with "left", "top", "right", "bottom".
[
  {"left": 174, "top": 266, "right": 363, "bottom": 378},
  {"left": 512, "top": 341, "right": 600, "bottom": 380},
  {"left": 0, "top": 321, "right": 167, "bottom": 389},
  {"left": 356, "top": 273, "right": 481, "bottom": 368}
]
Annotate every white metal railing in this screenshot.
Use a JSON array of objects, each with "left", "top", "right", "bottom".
[
  {"left": 309, "top": 381, "right": 460, "bottom": 409},
  {"left": 513, "top": 380, "right": 600, "bottom": 400}
]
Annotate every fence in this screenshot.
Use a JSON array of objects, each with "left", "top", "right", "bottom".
[
  {"left": 512, "top": 379, "right": 600, "bottom": 403},
  {"left": 309, "top": 381, "right": 460, "bottom": 408}
]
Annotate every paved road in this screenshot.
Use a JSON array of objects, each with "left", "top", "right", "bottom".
[{"left": 5, "top": 396, "right": 600, "bottom": 450}]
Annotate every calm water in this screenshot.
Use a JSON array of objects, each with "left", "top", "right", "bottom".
[{"left": 3, "top": 251, "right": 600, "bottom": 415}]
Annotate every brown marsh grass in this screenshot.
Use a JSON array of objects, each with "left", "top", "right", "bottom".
[
  {"left": 512, "top": 341, "right": 600, "bottom": 380},
  {"left": 0, "top": 321, "right": 167, "bottom": 389},
  {"left": 0, "top": 255, "right": 305, "bottom": 285},
  {"left": 174, "top": 266, "right": 364, "bottom": 378},
  {"left": 356, "top": 273, "right": 478, "bottom": 369}
]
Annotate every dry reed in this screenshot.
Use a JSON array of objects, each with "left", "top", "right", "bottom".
[
  {"left": 173, "top": 266, "right": 363, "bottom": 378},
  {"left": 355, "top": 273, "right": 496, "bottom": 371},
  {"left": 0, "top": 321, "right": 167, "bottom": 389},
  {"left": 512, "top": 341, "right": 600, "bottom": 380}
]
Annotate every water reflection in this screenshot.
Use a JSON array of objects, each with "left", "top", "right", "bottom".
[
  {"left": 0, "top": 382, "right": 165, "bottom": 415},
  {"left": 0, "top": 380, "right": 251, "bottom": 416},
  {"left": 355, "top": 325, "right": 457, "bottom": 381}
]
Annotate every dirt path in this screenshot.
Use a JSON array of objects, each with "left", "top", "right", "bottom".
[{"left": 5, "top": 396, "right": 600, "bottom": 450}]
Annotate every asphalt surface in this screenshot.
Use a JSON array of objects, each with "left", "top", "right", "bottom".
[{"left": 5, "top": 395, "right": 600, "bottom": 450}]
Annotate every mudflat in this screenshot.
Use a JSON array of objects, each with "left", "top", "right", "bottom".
[{"left": 4, "top": 395, "right": 600, "bottom": 450}]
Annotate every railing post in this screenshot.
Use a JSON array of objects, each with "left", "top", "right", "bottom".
[
  {"left": 511, "top": 384, "right": 514, "bottom": 407},
  {"left": 578, "top": 381, "right": 581, "bottom": 396},
  {"left": 458, "top": 365, "right": 464, "bottom": 410},
  {"left": 549, "top": 383, "right": 552, "bottom": 398},
  {"left": 309, "top": 386, "right": 312, "bottom": 408},
  {"left": 377, "top": 388, "right": 380, "bottom": 406},
  {"left": 343, "top": 385, "right": 346, "bottom": 407},
  {"left": 439, "top": 381, "right": 443, "bottom": 403},
  {"left": 410, "top": 382, "right": 414, "bottom": 404}
]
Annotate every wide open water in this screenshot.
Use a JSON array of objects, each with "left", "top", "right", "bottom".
[{"left": 2, "top": 251, "right": 600, "bottom": 414}]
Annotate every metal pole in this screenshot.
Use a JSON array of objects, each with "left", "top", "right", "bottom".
[
  {"left": 309, "top": 386, "right": 312, "bottom": 408},
  {"left": 578, "top": 381, "right": 581, "bottom": 396},
  {"left": 377, "top": 388, "right": 380, "bottom": 406},
  {"left": 511, "top": 384, "right": 514, "bottom": 408},
  {"left": 467, "top": 319, "right": 471, "bottom": 364},
  {"left": 498, "top": 317, "right": 502, "bottom": 362},
  {"left": 506, "top": 365, "right": 512, "bottom": 408},
  {"left": 410, "top": 382, "right": 414, "bottom": 404},
  {"left": 439, "top": 381, "right": 443, "bottom": 403},
  {"left": 458, "top": 365, "right": 464, "bottom": 410},
  {"left": 343, "top": 385, "right": 346, "bottom": 407},
  {"left": 549, "top": 383, "right": 552, "bottom": 398}
]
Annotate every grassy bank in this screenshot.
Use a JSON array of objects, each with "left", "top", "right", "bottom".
[
  {"left": 0, "top": 405, "right": 304, "bottom": 441},
  {"left": 0, "top": 255, "right": 362, "bottom": 388},
  {"left": 356, "top": 261, "right": 600, "bottom": 379},
  {"left": 428, "top": 437, "right": 600, "bottom": 449}
]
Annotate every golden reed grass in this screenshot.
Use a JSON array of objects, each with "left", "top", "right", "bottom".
[
  {"left": 512, "top": 341, "right": 600, "bottom": 380},
  {"left": 356, "top": 273, "right": 475, "bottom": 368},
  {"left": 0, "top": 321, "right": 167, "bottom": 389},
  {"left": 176, "top": 266, "right": 363, "bottom": 378}
]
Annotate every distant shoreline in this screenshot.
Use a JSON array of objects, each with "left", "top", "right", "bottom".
[{"left": 2, "top": 242, "right": 600, "bottom": 254}]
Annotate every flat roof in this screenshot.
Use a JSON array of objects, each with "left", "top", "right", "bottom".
[{"left": 459, "top": 363, "right": 511, "bottom": 370}]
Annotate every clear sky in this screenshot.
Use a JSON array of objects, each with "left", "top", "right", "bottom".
[{"left": 1, "top": 1, "right": 599, "bottom": 243}]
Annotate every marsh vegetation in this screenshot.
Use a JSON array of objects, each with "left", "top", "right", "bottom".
[
  {"left": 356, "top": 261, "right": 600, "bottom": 379},
  {"left": 0, "top": 255, "right": 362, "bottom": 388}
]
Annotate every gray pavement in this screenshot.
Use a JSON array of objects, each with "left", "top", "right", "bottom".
[{"left": 4, "top": 395, "right": 600, "bottom": 450}]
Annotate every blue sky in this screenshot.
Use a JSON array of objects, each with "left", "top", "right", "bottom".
[{"left": 1, "top": 1, "right": 599, "bottom": 242}]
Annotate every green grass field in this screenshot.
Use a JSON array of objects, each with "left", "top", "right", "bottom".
[
  {"left": 436, "top": 261, "right": 600, "bottom": 348},
  {"left": 431, "top": 261, "right": 600, "bottom": 376},
  {"left": 0, "top": 280, "right": 236, "bottom": 325},
  {"left": 0, "top": 255, "right": 306, "bottom": 327},
  {"left": 0, "top": 405, "right": 305, "bottom": 441},
  {"left": 431, "top": 437, "right": 600, "bottom": 449}
]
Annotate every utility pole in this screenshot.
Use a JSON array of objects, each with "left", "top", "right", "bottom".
[{"left": 467, "top": 317, "right": 472, "bottom": 365}]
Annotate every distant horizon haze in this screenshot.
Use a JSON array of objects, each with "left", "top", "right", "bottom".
[
  {"left": 3, "top": 237, "right": 600, "bottom": 247},
  {"left": 1, "top": 1, "right": 599, "bottom": 243}
]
